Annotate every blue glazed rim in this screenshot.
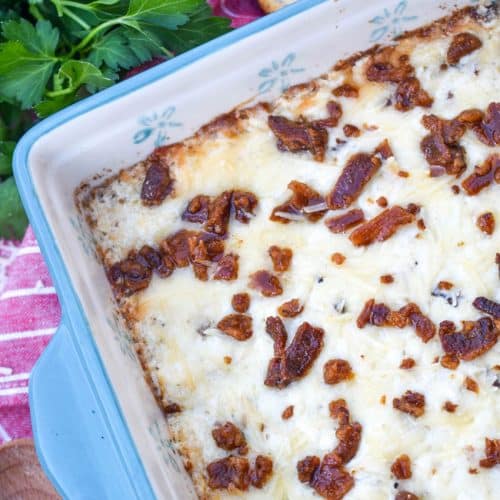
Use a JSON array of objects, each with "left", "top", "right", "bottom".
[{"left": 13, "top": 1, "right": 327, "bottom": 498}]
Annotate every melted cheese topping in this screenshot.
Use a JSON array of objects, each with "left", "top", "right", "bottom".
[{"left": 82, "top": 14, "right": 499, "bottom": 500}]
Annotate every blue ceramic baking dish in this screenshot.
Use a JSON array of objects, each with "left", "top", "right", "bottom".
[{"left": 12, "top": 0, "right": 472, "bottom": 497}]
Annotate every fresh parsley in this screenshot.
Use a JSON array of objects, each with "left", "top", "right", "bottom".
[{"left": 0, "top": 0, "right": 231, "bottom": 239}]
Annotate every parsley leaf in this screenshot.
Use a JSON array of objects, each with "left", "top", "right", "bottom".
[
  {"left": 0, "top": 141, "right": 15, "bottom": 177},
  {"left": 0, "top": 177, "right": 29, "bottom": 240}
]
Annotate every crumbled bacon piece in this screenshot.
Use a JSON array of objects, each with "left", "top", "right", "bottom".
[
  {"left": 391, "top": 455, "right": 412, "bottom": 479},
  {"left": 417, "top": 219, "right": 426, "bottom": 231},
  {"left": 464, "top": 376, "right": 479, "bottom": 393},
  {"left": 393, "top": 391, "right": 425, "bottom": 418},
  {"left": 271, "top": 180, "right": 327, "bottom": 223},
  {"left": 332, "top": 84, "right": 359, "bottom": 98},
  {"left": 329, "top": 399, "right": 351, "bottom": 426},
  {"left": 205, "top": 191, "right": 232, "bottom": 236},
  {"left": 108, "top": 254, "right": 152, "bottom": 296},
  {"left": 265, "top": 318, "right": 324, "bottom": 388},
  {"left": 398, "top": 170, "right": 410, "bottom": 178},
  {"left": 343, "top": 124, "right": 361, "bottom": 137},
  {"left": 325, "top": 209, "right": 365, "bottom": 233},
  {"left": 476, "top": 212, "right": 495, "bottom": 235},
  {"left": 349, "top": 206, "right": 415, "bottom": 247},
  {"left": 323, "top": 359, "right": 354, "bottom": 385},
  {"left": 447, "top": 32, "right": 482, "bottom": 65},
  {"left": 207, "top": 456, "right": 250, "bottom": 490},
  {"left": 164, "top": 402, "right": 181, "bottom": 414},
  {"left": 420, "top": 114, "right": 467, "bottom": 177},
  {"left": 141, "top": 160, "right": 173, "bottom": 206},
  {"left": 479, "top": 438, "right": 500, "bottom": 468},
  {"left": 297, "top": 456, "right": 320, "bottom": 483},
  {"left": 268, "top": 245, "right": 293, "bottom": 272},
  {"left": 463, "top": 154, "right": 500, "bottom": 196},
  {"left": 161, "top": 229, "right": 198, "bottom": 268},
  {"left": 278, "top": 298, "right": 304, "bottom": 318},
  {"left": 400, "top": 358, "right": 415, "bottom": 369},
  {"left": 440, "top": 353, "right": 460, "bottom": 370},
  {"left": 366, "top": 48, "right": 414, "bottom": 83},
  {"left": 380, "top": 274, "right": 394, "bottom": 284},
  {"left": 395, "top": 491, "right": 419, "bottom": 500},
  {"left": 439, "top": 317, "right": 498, "bottom": 360},
  {"left": 401, "top": 303, "right": 436, "bottom": 343},
  {"left": 212, "top": 422, "right": 247, "bottom": 453},
  {"left": 438, "top": 281, "right": 454, "bottom": 290},
  {"left": 473, "top": 297, "right": 500, "bottom": 319},
  {"left": 214, "top": 253, "right": 239, "bottom": 281},
  {"left": 182, "top": 195, "right": 210, "bottom": 224},
  {"left": 232, "top": 293, "right": 250, "bottom": 313},
  {"left": 310, "top": 463, "right": 354, "bottom": 499},
  {"left": 473, "top": 102, "right": 500, "bottom": 146},
  {"left": 313, "top": 101, "right": 343, "bottom": 128},
  {"left": 327, "top": 152, "right": 382, "bottom": 209},
  {"left": 217, "top": 314, "right": 253, "bottom": 341},
  {"left": 137, "top": 245, "right": 175, "bottom": 279},
  {"left": 377, "top": 196, "right": 388, "bottom": 207},
  {"left": 232, "top": 191, "right": 258, "bottom": 223},
  {"left": 443, "top": 401, "right": 458, "bottom": 413},
  {"left": 331, "top": 252, "right": 346, "bottom": 265},
  {"left": 188, "top": 236, "right": 210, "bottom": 281},
  {"left": 250, "top": 456, "right": 273, "bottom": 488},
  {"left": 268, "top": 115, "right": 329, "bottom": 162},
  {"left": 282, "top": 405, "right": 294, "bottom": 420},
  {"left": 249, "top": 270, "right": 283, "bottom": 297},
  {"left": 395, "top": 77, "right": 433, "bottom": 111}
]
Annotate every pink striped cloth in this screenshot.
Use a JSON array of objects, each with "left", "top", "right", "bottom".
[{"left": 0, "top": 1, "right": 265, "bottom": 447}]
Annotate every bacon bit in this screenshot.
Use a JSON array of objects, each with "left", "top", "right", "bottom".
[
  {"left": 107, "top": 254, "right": 153, "bottom": 297},
  {"left": 462, "top": 153, "right": 500, "bottom": 195},
  {"left": 224, "top": 356, "right": 232, "bottom": 365},
  {"left": 137, "top": 245, "right": 175, "bottom": 278},
  {"left": 443, "top": 401, "right": 458, "bottom": 413},
  {"left": 447, "top": 32, "right": 482, "bottom": 64},
  {"left": 141, "top": 160, "right": 173, "bottom": 206},
  {"left": 282, "top": 405, "right": 294, "bottom": 420},
  {"left": 380, "top": 395, "right": 386, "bottom": 405},
  {"left": 214, "top": 254, "right": 239, "bottom": 281},
  {"left": 313, "top": 101, "right": 343, "bottom": 128},
  {"left": 212, "top": 422, "right": 247, "bottom": 453},
  {"left": 398, "top": 170, "right": 410, "bottom": 178},
  {"left": 377, "top": 196, "right": 388, "bottom": 207},
  {"left": 164, "top": 402, "right": 181, "bottom": 414},
  {"left": 188, "top": 236, "right": 210, "bottom": 281},
  {"left": 271, "top": 180, "right": 327, "bottom": 223},
  {"left": 268, "top": 115, "right": 328, "bottom": 162},
  {"left": 440, "top": 353, "right": 460, "bottom": 370},
  {"left": 343, "top": 124, "right": 361, "bottom": 137},
  {"left": 278, "top": 298, "right": 304, "bottom": 318},
  {"left": 328, "top": 399, "right": 351, "bottom": 426},
  {"left": 310, "top": 463, "right": 354, "bottom": 499},
  {"left": 395, "top": 77, "right": 433, "bottom": 111},
  {"left": 232, "top": 293, "right": 250, "bottom": 313},
  {"left": 205, "top": 191, "right": 232, "bottom": 236},
  {"left": 265, "top": 318, "right": 324, "bottom": 388},
  {"left": 250, "top": 456, "right": 273, "bottom": 488},
  {"left": 451, "top": 184, "right": 460, "bottom": 194},
  {"left": 182, "top": 195, "right": 210, "bottom": 224},
  {"left": 268, "top": 245, "right": 293, "bottom": 272},
  {"left": 162, "top": 229, "right": 198, "bottom": 268},
  {"left": 400, "top": 358, "right": 415, "bottom": 369},
  {"left": 249, "top": 270, "right": 283, "bottom": 297},
  {"left": 393, "top": 391, "right": 425, "bottom": 418},
  {"left": 439, "top": 317, "right": 498, "bottom": 360},
  {"left": 479, "top": 438, "right": 500, "bottom": 468},
  {"left": 207, "top": 456, "right": 250, "bottom": 491},
  {"left": 331, "top": 252, "right": 346, "bottom": 265},
  {"left": 349, "top": 206, "right": 415, "bottom": 247},
  {"left": 473, "top": 102, "right": 500, "bottom": 146},
  {"left": 420, "top": 114, "right": 467, "bottom": 177},
  {"left": 327, "top": 152, "right": 382, "bottom": 209},
  {"left": 396, "top": 491, "right": 419, "bottom": 500},
  {"left": 375, "top": 139, "right": 394, "bottom": 160},
  {"left": 476, "top": 212, "right": 495, "bottom": 235},
  {"left": 232, "top": 191, "right": 258, "bottom": 223},
  {"left": 217, "top": 314, "right": 253, "bottom": 341},
  {"left": 417, "top": 219, "right": 426, "bottom": 231},
  {"left": 325, "top": 209, "right": 365, "bottom": 234},
  {"left": 473, "top": 297, "right": 500, "bottom": 319},
  {"left": 391, "top": 455, "right": 412, "bottom": 479},
  {"left": 323, "top": 359, "right": 354, "bottom": 385},
  {"left": 332, "top": 84, "right": 359, "bottom": 98},
  {"left": 464, "top": 376, "right": 479, "bottom": 393},
  {"left": 469, "top": 468, "right": 478, "bottom": 474},
  {"left": 380, "top": 274, "right": 394, "bottom": 284},
  {"left": 366, "top": 48, "right": 414, "bottom": 83},
  {"left": 297, "top": 456, "right": 321, "bottom": 483}
]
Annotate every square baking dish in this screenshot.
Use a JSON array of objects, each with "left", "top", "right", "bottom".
[{"left": 13, "top": 0, "right": 480, "bottom": 497}]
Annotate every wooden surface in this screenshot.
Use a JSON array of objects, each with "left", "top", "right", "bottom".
[{"left": 0, "top": 439, "right": 59, "bottom": 500}]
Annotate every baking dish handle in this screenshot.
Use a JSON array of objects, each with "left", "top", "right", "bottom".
[{"left": 29, "top": 320, "right": 144, "bottom": 499}]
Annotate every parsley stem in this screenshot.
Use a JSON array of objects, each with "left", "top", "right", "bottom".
[
  {"left": 67, "top": 18, "right": 122, "bottom": 58},
  {"left": 62, "top": 7, "right": 91, "bottom": 30}
]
